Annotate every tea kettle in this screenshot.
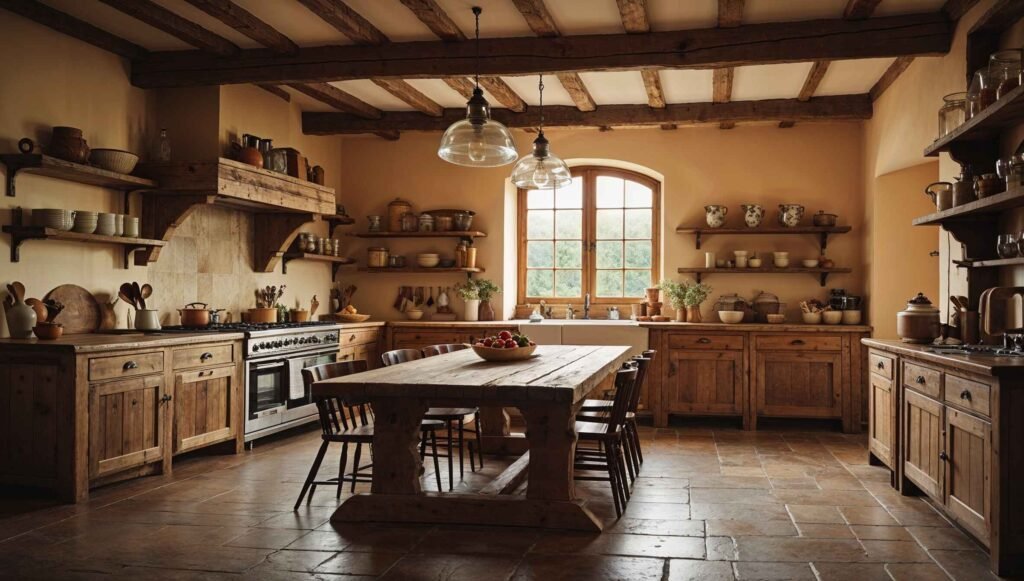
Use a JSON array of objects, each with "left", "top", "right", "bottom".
[{"left": 924, "top": 182, "right": 953, "bottom": 211}]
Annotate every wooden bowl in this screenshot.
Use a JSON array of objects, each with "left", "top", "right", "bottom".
[
  {"left": 33, "top": 323, "right": 63, "bottom": 340},
  {"left": 472, "top": 343, "right": 537, "bottom": 362},
  {"left": 335, "top": 313, "right": 370, "bottom": 323}
]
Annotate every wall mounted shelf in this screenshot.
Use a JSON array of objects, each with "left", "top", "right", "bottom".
[
  {"left": 954, "top": 257, "right": 1024, "bottom": 269},
  {"left": 677, "top": 266, "right": 852, "bottom": 286},
  {"left": 357, "top": 267, "right": 484, "bottom": 274},
  {"left": 351, "top": 231, "right": 487, "bottom": 240},
  {"left": 923, "top": 84, "right": 1024, "bottom": 158},
  {"left": 1, "top": 153, "right": 158, "bottom": 197},
  {"left": 277, "top": 252, "right": 356, "bottom": 277},
  {"left": 675, "top": 225, "right": 851, "bottom": 251},
  {"left": 3, "top": 225, "right": 166, "bottom": 268}
]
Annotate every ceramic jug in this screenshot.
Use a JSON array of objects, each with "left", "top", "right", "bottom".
[
  {"left": 778, "top": 204, "right": 805, "bottom": 227},
  {"left": 5, "top": 297, "right": 37, "bottom": 339},
  {"left": 134, "top": 309, "right": 161, "bottom": 331},
  {"left": 741, "top": 204, "right": 764, "bottom": 228},
  {"left": 704, "top": 205, "right": 728, "bottom": 228}
]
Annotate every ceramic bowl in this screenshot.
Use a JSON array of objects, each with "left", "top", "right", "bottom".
[
  {"left": 335, "top": 313, "right": 371, "bottom": 323},
  {"left": 766, "top": 314, "right": 786, "bottom": 324},
  {"left": 95, "top": 213, "right": 117, "bottom": 236},
  {"left": 774, "top": 258, "right": 790, "bottom": 268},
  {"left": 89, "top": 149, "right": 139, "bottom": 174},
  {"left": 33, "top": 322, "right": 64, "bottom": 340},
  {"left": 802, "top": 312, "right": 823, "bottom": 325},
  {"left": 718, "top": 311, "right": 744, "bottom": 324},
  {"left": 748, "top": 258, "right": 763, "bottom": 268},
  {"left": 405, "top": 309, "right": 424, "bottom": 320},
  {"left": 416, "top": 253, "right": 440, "bottom": 268},
  {"left": 822, "top": 311, "right": 843, "bottom": 325},
  {"left": 842, "top": 310, "right": 862, "bottom": 325},
  {"left": 802, "top": 259, "right": 819, "bottom": 268},
  {"left": 438, "top": 258, "right": 456, "bottom": 268},
  {"left": 32, "top": 209, "right": 75, "bottom": 230}
]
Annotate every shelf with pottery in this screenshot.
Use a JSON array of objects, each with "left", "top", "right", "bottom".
[
  {"left": 350, "top": 231, "right": 487, "bottom": 240},
  {"left": 357, "top": 266, "right": 484, "bottom": 274},
  {"left": 924, "top": 83, "right": 1024, "bottom": 158},
  {"left": 677, "top": 266, "right": 852, "bottom": 287},
  {"left": 276, "top": 251, "right": 357, "bottom": 277},
  {"left": 0, "top": 153, "right": 158, "bottom": 197},
  {"left": 675, "top": 225, "right": 851, "bottom": 251},
  {"left": 954, "top": 257, "right": 1024, "bottom": 268}
]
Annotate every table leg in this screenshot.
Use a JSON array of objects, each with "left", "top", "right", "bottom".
[
  {"left": 520, "top": 401, "right": 578, "bottom": 502},
  {"left": 369, "top": 398, "right": 428, "bottom": 495},
  {"left": 479, "top": 405, "right": 529, "bottom": 455}
]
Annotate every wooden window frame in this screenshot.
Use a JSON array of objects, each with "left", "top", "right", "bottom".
[{"left": 516, "top": 166, "right": 661, "bottom": 307}]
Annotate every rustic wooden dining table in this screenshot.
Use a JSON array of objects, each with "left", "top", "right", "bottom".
[{"left": 313, "top": 344, "right": 632, "bottom": 532}]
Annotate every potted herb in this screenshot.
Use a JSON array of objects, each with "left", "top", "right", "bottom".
[
  {"left": 658, "top": 280, "right": 691, "bottom": 322},
  {"left": 455, "top": 278, "right": 501, "bottom": 321},
  {"left": 683, "top": 281, "right": 713, "bottom": 323}
]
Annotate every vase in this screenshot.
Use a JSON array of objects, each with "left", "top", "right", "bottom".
[
  {"left": 478, "top": 300, "right": 495, "bottom": 321},
  {"left": 741, "top": 204, "right": 764, "bottom": 228},
  {"left": 675, "top": 307, "right": 687, "bottom": 322},
  {"left": 645, "top": 287, "right": 660, "bottom": 304},
  {"left": 6, "top": 298, "right": 38, "bottom": 338},
  {"left": 685, "top": 306, "right": 702, "bottom": 323},
  {"left": 704, "top": 205, "right": 728, "bottom": 228},
  {"left": 463, "top": 299, "right": 480, "bottom": 322},
  {"left": 134, "top": 309, "right": 162, "bottom": 331}
]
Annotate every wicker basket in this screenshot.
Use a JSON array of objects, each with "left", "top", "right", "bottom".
[{"left": 89, "top": 149, "right": 139, "bottom": 174}]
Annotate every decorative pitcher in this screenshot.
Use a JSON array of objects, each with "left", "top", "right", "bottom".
[
  {"left": 778, "top": 204, "right": 805, "bottom": 227},
  {"left": 5, "top": 297, "right": 37, "bottom": 339},
  {"left": 704, "top": 205, "right": 728, "bottom": 228},
  {"left": 741, "top": 204, "right": 764, "bottom": 228}
]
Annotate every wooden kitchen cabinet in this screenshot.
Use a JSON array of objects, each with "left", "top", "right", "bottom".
[
  {"left": 945, "top": 406, "right": 990, "bottom": 543},
  {"left": 754, "top": 350, "right": 843, "bottom": 422},
  {"left": 389, "top": 324, "right": 518, "bottom": 351},
  {"left": 88, "top": 374, "right": 167, "bottom": 480},
  {"left": 868, "top": 371, "right": 896, "bottom": 469},
  {"left": 664, "top": 349, "right": 744, "bottom": 418},
  {"left": 173, "top": 365, "right": 238, "bottom": 454},
  {"left": 338, "top": 324, "right": 383, "bottom": 368},
  {"left": 902, "top": 388, "right": 944, "bottom": 499}
]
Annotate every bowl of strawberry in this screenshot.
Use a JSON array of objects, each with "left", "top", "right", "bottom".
[{"left": 472, "top": 330, "right": 537, "bottom": 362}]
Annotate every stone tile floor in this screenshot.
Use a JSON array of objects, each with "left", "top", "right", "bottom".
[{"left": 0, "top": 423, "right": 1006, "bottom": 580}]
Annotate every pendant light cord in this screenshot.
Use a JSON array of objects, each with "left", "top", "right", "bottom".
[
  {"left": 538, "top": 74, "right": 545, "bottom": 132},
  {"left": 473, "top": 6, "right": 481, "bottom": 89}
]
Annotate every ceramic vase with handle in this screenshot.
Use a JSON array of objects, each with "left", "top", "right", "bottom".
[
  {"left": 741, "top": 204, "right": 764, "bottom": 228},
  {"left": 464, "top": 299, "right": 480, "bottom": 322},
  {"left": 704, "top": 205, "right": 728, "bottom": 228},
  {"left": 6, "top": 298, "right": 37, "bottom": 339},
  {"left": 778, "top": 204, "right": 805, "bottom": 227}
]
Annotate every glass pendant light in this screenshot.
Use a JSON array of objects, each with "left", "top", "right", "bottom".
[
  {"left": 511, "top": 74, "right": 572, "bottom": 189},
  {"left": 437, "top": 6, "right": 517, "bottom": 167}
]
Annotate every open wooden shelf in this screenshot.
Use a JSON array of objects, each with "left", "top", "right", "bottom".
[
  {"left": 955, "top": 257, "right": 1024, "bottom": 268},
  {"left": 1, "top": 153, "right": 157, "bottom": 197},
  {"left": 351, "top": 231, "right": 487, "bottom": 239},
  {"left": 677, "top": 266, "right": 852, "bottom": 286},
  {"left": 278, "top": 252, "right": 356, "bottom": 277},
  {"left": 924, "top": 83, "right": 1024, "bottom": 157},
  {"left": 2, "top": 225, "right": 167, "bottom": 268},
  {"left": 675, "top": 225, "right": 851, "bottom": 251},
  {"left": 913, "top": 187, "right": 1024, "bottom": 226},
  {"left": 358, "top": 266, "right": 484, "bottom": 274}
]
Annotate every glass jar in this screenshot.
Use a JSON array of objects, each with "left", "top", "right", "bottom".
[
  {"left": 305, "top": 235, "right": 317, "bottom": 253},
  {"left": 997, "top": 233, "right": 1019, "bottom": 258},
  {"left": 937, "top": 92, "right": 967, "bottom": 138},
  {"left": 388, "top": 254, "right": 406, "bottom": 268},
  {"left": 418, "top": 213, "right": 435, "bottom": 232},
  {"left": 331, "top": 239, "right": 340, "bottom": 257},
  {"left": 967, "top": 68, "right": 997, "bottom": 118},
  {"left": 367, "top": 247, "right": 388, "bottom": 268},
  {"left": 400, "top": 211, "right": 418, "bottom": 232},
  {"left": 990, "top": 49, "right": 1022, "bottom": 100}
]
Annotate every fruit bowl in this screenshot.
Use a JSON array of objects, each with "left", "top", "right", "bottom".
[
  {"left": 335, "top": 313, "right": 370, "bottom": 323},
  {"left": 472, "top": 343, "right": 537, "bottom": 362}
]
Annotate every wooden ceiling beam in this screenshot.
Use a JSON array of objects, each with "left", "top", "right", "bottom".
[
  {"left": 714, "top": 0, "right": 744, "bottom": 129},
  {"left": 443, "top": 76, "right": 475, "bottom": 100},
  {"left": 257, "top": 84, "right": 291, "bottom": 102},
  {"left": 510, "top": 0, "right": 559, "bottom": 37},
  {"left": 303, "top": 94, "right": 872, "bottom": 134},
  {"left": 870, "top": 55, "right": 914, "bottom": 100},
  {"left": 0, "top": 0, "right": 148, "bottom": 60},
  {"left": 844, "top": 0, "right": 884, "bottom": 19},
  {"left": 478, "top": 78, "right": 528, "bottom": 113},
  {"left": 183, "top": 0, "right": 297, "bottom": 54},
  {"left": 556, "top": 73, "right": 597, "bottom": 112},
  {"left": 287, "top": 82, "right": 381, "bottom": 119},
  {"left": 371, "top": 79, "right": 443, "bottom": 116},
  {"left": 131, "top": 13, "right": 951, "bottom": 88},
  {"left": 616, "top": 0, "right": 650, "bottom": 33},
  {"left": 718, "top": 0, "right": 745, "bottom": 27},
  {"left": 399, "top": 0, "right": 466, "bottom": 41},
  {"left": 294, "top": 0, "right": 387, "bottom": 44},
  {"left": 98, "top": 0, "right": 238, "bottom": 56},
  {"left": 712, "top": 66, "right": 734, "bottom": 104},
  {"left": 943, "top": 0, "right": 981, "bottom": 20},
  {"left": 640, "top": 69, "right": 665, "bottom": 109}
]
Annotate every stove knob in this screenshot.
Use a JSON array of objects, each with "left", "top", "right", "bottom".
[
  {"left": 274, "top": 340, "right": 283, "bottom": 348},
  {"left": 284, "top": 339, "right": 293, "bottom": 346},
  {"left": 252, "top": 344, "right": 260, "bottom": 352}
]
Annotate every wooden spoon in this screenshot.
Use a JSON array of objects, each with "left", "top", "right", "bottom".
[
  {"left": 11, "top": 281, "right": 25, "bottom": 302},
  {"left": 141, "top": 283, "right": 153, "bottom": 300},
  {"left": 132, "top": 281, "right": 144, "bottom": 310},
  {"left": 119, "top": 283, "right": 136, "bottom": 309}
]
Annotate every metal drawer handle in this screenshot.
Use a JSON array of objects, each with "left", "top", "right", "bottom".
[
  {"left": 696, "top": 338, "right": 711, "bottom": 344},
  {"left": 791, "top": 339, "right": 805, "bottom": 346},
  {"left": 916, "top": 376, "right": 926, "bottom": 384},
  {"left": 199, "top": 370, "right": 213, "bottom": 377},
  {"left": 939, "top": 451, "right": 948, "bottom": 461},
  {"left": 877, "top": 361, "right": 885, "bottom": 369},
  {"left": 668, "top": 362, "right": 677, "bottom": 376},
  {"left": 131, "top": 399, "right": 137, "bottom": 406},
  {"left": 349, "top": 334, "right": 356, "bottom": 341},
  {"left": 160, "top": 394, "right": 172, "bottom": 403},
  {"left": 200, "top": 352, "right": 214, "bottom": 361},
  {"left": 123, "top": 360, "right": 138, "bottom": 370},
  {"left": 960, "top": 389, "right": 972, "bottom": 401}
]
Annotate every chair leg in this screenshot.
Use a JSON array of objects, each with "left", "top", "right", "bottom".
[
  {"left": 621, "top": 431, "right": 637, "bottom": 485},
  {"left": 616, "top": 441, "right": 631, "bottom": 502},
  {"left": 295, "top": 440, "right": 329, "bottom": 511},
  {"left": 603, "top": 442, "right": 622, "bottom": 518},
  {"left": 420, "top": 430, "right": 428, "bottom": 458},
  {"left": 446, "top": 421, "right": 454, "bottom": 491},
  {"left": 430, "top": 430, "right": 442, "bottom": 492},
  {"left": 337, "top": 442, "right": 349, "bottom": 499},
  {"left": 625, "top": 423, "right": 640, "bottom": 476},
  {"left": 469, "top": 438, "right": 477, "bottom": 473},
  {"left": 458, "top": 418, "right": 465, "bottom": 479},
  {"left": 351, "top": 442, "right": 363, "bottom": 493},
  {"left": 629, "top": 419, "right": 644, "bottom": 465},
  {"left": 474, "top": 412, "right": 484, "bottom": 469}
]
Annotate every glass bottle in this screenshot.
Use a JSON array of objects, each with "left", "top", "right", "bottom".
[
  {"left": 967, "top": 68, "right": 997, "bottom": 118},
  {"left": 154, "top": 128, "right": 171, "bottom": 162},
  {"left": 990, "top": 49, "right": 1022, "bottom": 100},
  {"left": 997, "top": 233, "right": 1019, "bottom": 258},
  {"left": 937, "top": 92, "right": 967, "bottom": 138}
]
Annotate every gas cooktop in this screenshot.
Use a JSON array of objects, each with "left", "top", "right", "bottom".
[
  {"left": 159, "top": 321, "right": 337, "bottom": 334},
  {"left": 928, "top": 344, "right": 1024, "bottom": 357}
]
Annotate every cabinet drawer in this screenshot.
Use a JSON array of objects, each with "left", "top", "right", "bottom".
[
  {"left": 340, "top": 329, "right": 379, "bottom": 347},
  {"left": 755, "top": 335, "right": 842, "bottom": 351},
  {"left": 393, "top": 331, "right": 463, "bottom": 349},
  {"left": 89, "top": 351, "right": 163, "bottom": 382},
  {"left": 869, "top": 351, "right": 895, "bottom": 380},
  {"left": 172, "top": 344, "right": 234, "bottom": 370},
  {"left": 668, "top": 333, "right": 744, "bottom": 351},
  {"left": 944, "top": 374, "right": 991, "bottom": 418},
  {"left": 903, "top": 361, "right": 942, "bottom": 399}
]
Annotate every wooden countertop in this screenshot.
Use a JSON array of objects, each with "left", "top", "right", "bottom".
[
  {"left": 863, "top": 339, "right": 1024, "bottom": 377},
  {"left": 0, "top": 331, "right": 245, "bottom": 353},
  {"left": 388, "top": 321, "right": 518, "bottom": 328},
  {"left": 642, "top": 322, "right": 872, "bottom": 333}
]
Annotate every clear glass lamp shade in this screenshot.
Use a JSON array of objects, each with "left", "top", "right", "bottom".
[
  {"left": 511, "top": 152, "right": 572, "bottom": 190},
  {"left": 437, "top": 118, "right": 518, "bottom": 167}
]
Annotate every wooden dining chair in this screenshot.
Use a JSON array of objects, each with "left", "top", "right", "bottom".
[
  {"left": 421, "top": 343, "right": 485, "bottom": 474},
  {"left": 574, "top": 365, "right": 638, "bottom": 518},
  {"left": 294, "top": 360, "right": 444, "bottom": 510}
]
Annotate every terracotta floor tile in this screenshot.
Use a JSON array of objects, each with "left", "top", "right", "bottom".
[
  {"left": 224, "top": 527, "right": 310, "bottom": 549},
  {"left": 839, "top": 507, "right": 899, "bottom": 526},
  {"left": 887, "top": 506, "right": 951, "bottom": 527},
  {"left": 381, "top": 553, "right": 521, "bottom": 581},
  {"left": 257, "top": 549, "right": 337, "bottom": 572},
  {"left": 315, "top": 551, "right": 403, "bottom": 576},
  {"left": 816, "top": 477, "right": 865, "bottom": 491},
  {"left": 668, "top": 559, "right": 735, "bottom": 581},
  {"left": 906, "top": 526, "right": 983, "bottom": 550},
  {"left": 885, "top": 562, "right": 955, "bottom": 581},
  {"left": 706, "top": 519, "right": 798, "bottom": 537},
  {"left": 633, "top": 477, "right": 690, "bottom": 489},
  {"left": 734, "top": 538, "right": 867, "bottom": 563},
  {"left": 513, "top": 554, "right": 665, "bottom": 580},
  {"left": 769, "top": 477, "right": 820, "bottom": 490},
  {"left": 532, "top": 531, "right": 704, "bottom": 559},
  {"left": 734, "top": 561, "right": 815, "bottom": 580},
  {"left": 786, "top": 505, "right": 845, "bottom": 524},
  {"left": 706, "top": 536, "right": 738, "bottom": 561},
  {"left": 849, "top": 525, "right": 913, "bottom": 541},
  {"left": 621, "top": 501, "right": 691, "bottom": 520},
  {"left": 859, "top": 540, "right": 932, "bottom": 563},
  {"left": 721, "top": 467, "right": 767, "bottom": 477},
  {"left": 413, "top": 525, "right": 540, "bottom": 555},
  {"left": 691, "top": 504, "right": 790, "bottom": 522},
  {"left": 795, "top": 523, "right": 854, "bottom": 539},
  {"left": 690, "top": 476, "right": 771, "bottom": 489},
  {"left": 926, "top": 549, "right": 1000, "bottom": 581},
  {"left": 630, "top": 488, "right": 690, "bottom": 504},
  {"left": 812, "top": 562, "right": 891, "bottom": 580},
  {"left": 607, "top": 518, "right": 705, "bottom": 537},
  {"left": 772, "top": 490, "right": 880, "bottom": 507},
  {"left": 319, "top": 523, "right": 433, "bottom": 553},
  {"left": 691, "top": 489, "right": 781, "bottom": 505}
]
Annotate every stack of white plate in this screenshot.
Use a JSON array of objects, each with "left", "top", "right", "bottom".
[
  {"left": 96, "top": 213, "right": 117, "bottom": 236},
  {"left": 32, "top": 209, "right": 74, "bottom": 231},
  {"left": 72, "top": 211, "right": 98, "bottom": 234}
]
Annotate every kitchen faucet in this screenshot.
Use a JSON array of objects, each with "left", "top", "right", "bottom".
[{"left": 583, "top": 293, "right": 591, "bottom": 319}]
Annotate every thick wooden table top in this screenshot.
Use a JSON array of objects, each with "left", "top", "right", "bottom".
[{"left": 315, "top": 344, "right": 631, "bottom": 404}]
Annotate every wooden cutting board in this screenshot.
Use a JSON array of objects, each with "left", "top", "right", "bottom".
[{"left": 44, "top": 284, "right": 101, "bottom": 334}]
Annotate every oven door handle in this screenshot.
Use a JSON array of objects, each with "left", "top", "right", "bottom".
[{"left": 252, "top": 361, "right": 286, "bottom": 371}]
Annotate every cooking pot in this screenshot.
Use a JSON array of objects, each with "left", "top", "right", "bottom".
[
  {"left": 177, "top": 302, "right": 222, "bottom": 327},
  {"left": 924, "top": 182, "right": 953, "bottom": 211},
  {"left": 896, "top": 293, "right": 941, "bottom": 344}
]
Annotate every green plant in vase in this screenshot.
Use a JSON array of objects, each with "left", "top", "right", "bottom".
[
  {"left": 455, "top": 278, "right": 501, "bottom": 321},
  {"left": 658, "top": 280, "right": 690, "bottom": 322},
  {"left": 683, "top": 281, "right": 712, "bottom": 323}
]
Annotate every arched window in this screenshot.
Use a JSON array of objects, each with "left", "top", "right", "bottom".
[{"left": 517, "top": 166, "right": 661, "bottom": 305}]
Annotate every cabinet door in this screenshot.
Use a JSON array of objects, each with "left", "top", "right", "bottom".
[
  {"left": 755, "top": 351, "right": 842, "bottom": 418},
  {"left": 174, "top": 365, "right": 237, "bottom": 454},
  {"left": 868, "top": 373, "right": 895, "bottom": 469},
  {"left": 339, "top": 344, "right": 380, "bottom": 369},
  {"left": 665, "top": 350, "right": 743, "bottom": 415},
  {"left": 902, "top": 389, "right": 944, "bottom": 499},
  {"left": 89, "top": 375, "right": 166, "bottom": 479},
  {"left": 945, "top": 408, "right": 990, "bottom": 543}
]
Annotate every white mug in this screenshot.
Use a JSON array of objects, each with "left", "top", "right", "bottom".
[{"left": 705, "top": 252, "right": 716, "bottom": 268}]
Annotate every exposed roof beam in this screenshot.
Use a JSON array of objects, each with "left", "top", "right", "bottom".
[
  {"left": 718, "top": 0, "right": 744, "bottom": 27},
  {"left": 294, "top": 0, "right": 387, "bottom": 44},
  {"left": 98, "top": 0, "right": 238, "bottom": 56},
  {"left": 371, "top": 79, "right": 443, "bottom": 116},
  {"left": 714, "top": 0, "right": 744, "bottom": 128},
  {"left": 870, "top": 55, "right": 914, "bottom": 100},
  {"left": 616, "top": 0, "right": 649, "bottom": 33},
  {"left": 131, "top": 13, "right": 951, "bottom": 88},
  {"left": 844, "top": 0, "right": 884, "bottom": 19},
  {"left": 478, "top": 78, "right": 528, "bottom": 113},
  {"left": 943, "top": 0, "right": 981, "bottom": 20},
  {"left": 399, "top": 0, "right": 465, "bottom": 41},
  {"left": 640, "top": 70, "right": 665, "bottom": 109},
  {"left": 712, "top": 68, "right": 734, "bottom": 104},
  {"left": 287, "top": 82, "right": 381, "bottom": 119},
  {"left": 374, "top": 131, "right": 401, "bottom": 141},
  {"left": 510, "top": 0, "right": 595, "bottom": 112},
  {"left": 304, "top": 94, "right": 872, "bottom": 134},
  {"left": 443, "top": 76, "right": 475, "bottom": 100},
  {"left": 183, "top": 0, "right": 297, "bottom": 54},
  {"left": 256, "top": 84, "right": 291, "bottom": 102},
  {"left": 779, "top": 60, "right": 831, "bottom": 127},
  {"left": 556, "top": 73, "right": 597, "bottom": 112},
  {"left": 0, "top": 0, "right": 148, "bottom": 60}
]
